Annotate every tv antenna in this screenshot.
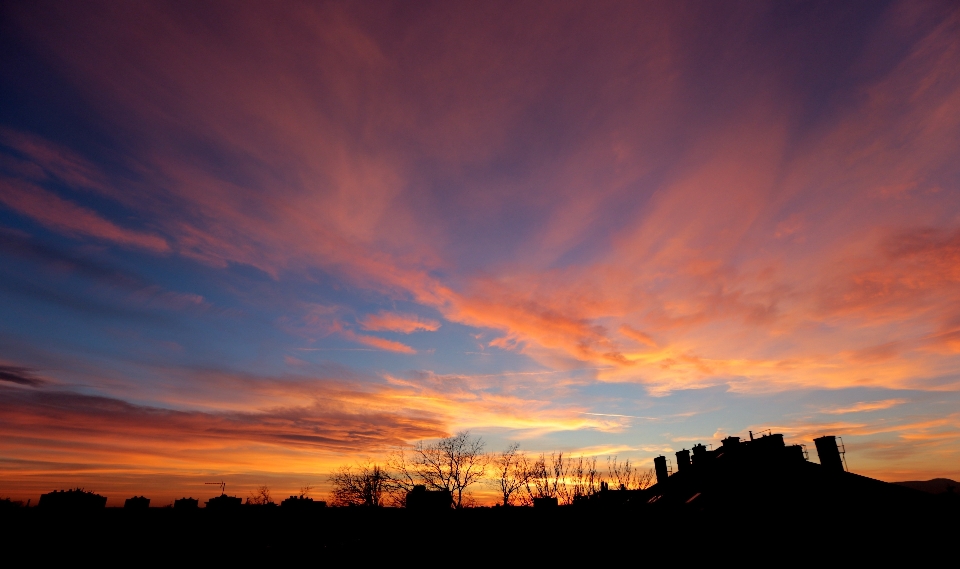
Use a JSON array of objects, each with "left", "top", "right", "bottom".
[{"left": 205, "top": 481, "right": 226, "bottom": 494}]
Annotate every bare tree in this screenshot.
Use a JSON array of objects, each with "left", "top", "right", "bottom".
[
  {"left": 607, "top": 455, "right": 632, "bottom": 490},
  {"left": 524, "top": 452, "right": 571, "bottom": 503},
  {"left": 298, "top": 485, "right": 312, "bottom": 499},
  {"left": 606, "top": 456, "right": 655, "bottom": 490},
  {"left": 417, "top": 431, "right": 487, "bottom": 508},
  {"left": 632, "top": 468, "right": 655, "bottom": 490},
  {"left": 524, "top": 454, "right": 550, "bottom": 500},
  {"left": 396, "top": 431, "right": 488, "bottom": 508},
  {"left": 384, "top": 447, "right": 420, "bottom": 507},
  {"left": 247, "top": 485, "right": 272, "bottom": 505},
  {"left": 330, "top": 463, "right": 387, "bottom": 507},
  {"left": 569, "top": 455, "right": 600, "bottom": 500},
  {"left": 493, "top": 443, "right": 530, "bottom": 506},
  {"left": 552, "top": 452, "right": 571, "bottom": 504}
]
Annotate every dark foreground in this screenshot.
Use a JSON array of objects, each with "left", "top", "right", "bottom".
[
  {"left": 6, "top": 432, "right": 958, "bottom": 563},
  {"left": 2, "top": 498, "right": 957, "bottom": 563}
]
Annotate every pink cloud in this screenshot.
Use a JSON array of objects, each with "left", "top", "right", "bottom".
[
  {"left": 0, "top": 178, "right": 169, "bottom": 252},
  {"left": 0, "top": 128, "right": 109, "bottom": 193},
  {"left": 284, "top": 305, "right": 418, "bottom": 354},
  {"left": 341, "top": 330, "right": 417, "bottom": 354},
  {"left": 359, "top": 311, "right": 441, "bottom": 333}
]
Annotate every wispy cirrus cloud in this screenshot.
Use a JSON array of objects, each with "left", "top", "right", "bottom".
[
  {"left": 283, "top": 304, "right": 418, "bottom": 354},
  {"left": 359, "top": 311, "right": 441, "bottom": 333},
  {"left": 0, "top": 364, "right": 45, "bottom": 387},
  {"left": 0, "top": 179, "right": 169, "bottom": 252},
  {"left": 340, "top": 330, "right": 417, "bottom": 354},
  {"left": 819, "top": 399, "right": 909, "bottom": 415}
]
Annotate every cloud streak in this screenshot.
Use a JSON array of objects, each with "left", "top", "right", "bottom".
[
  {"left": 0, "top": 365, "right": 45, "bottom": 387},
  {"left": 359, "top": 311, "right": 441, "bottom": 333},
  {"left": 0, "top": 179, "right": 169, "bottom": 252}
]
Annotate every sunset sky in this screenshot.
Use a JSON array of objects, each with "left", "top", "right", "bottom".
[{"left": 2, "top": 0, "right": 959, "bottom": 505}]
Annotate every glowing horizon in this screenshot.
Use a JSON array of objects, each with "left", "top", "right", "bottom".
[{"left": 2, "top": 0, "right": 960, "bottom": 505}]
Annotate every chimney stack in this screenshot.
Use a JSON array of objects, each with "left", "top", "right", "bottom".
[
  {"left": 654, "top": 455, "right": 669, "bottom": 484},
  {"left": 692, "top": 443, "right": 710, "bottom": 465},
  {"left": 813, "top": 435, "right": 845, "bottom": 472},
  {"left": 675, "top": 449, "right": 691, "bottom": 471}
]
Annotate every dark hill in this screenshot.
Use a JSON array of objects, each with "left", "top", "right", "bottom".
[{"left": 894, "top": 478, "right": 959, "bottom": 494}]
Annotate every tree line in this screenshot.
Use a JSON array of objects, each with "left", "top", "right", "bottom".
[{"left": 330, "top": 431, "right": 654, "bottom": 508}]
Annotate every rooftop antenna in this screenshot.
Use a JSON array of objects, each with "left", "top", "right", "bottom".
[
  {"left": 837, "top": 437, "right": 848, "bottom": 471},
  {"left": 205, "top": 481, "right": 226, "bottom": 494}
]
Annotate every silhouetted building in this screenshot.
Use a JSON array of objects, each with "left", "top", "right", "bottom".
[
  {"left": 174, "top": 497, "right": 199, "bottom": 510},
  {"left": 0, "top": 497, "right": 23, "bottom": 511},
  {"left": 206, "top": 494, "right": 243, "bottom": 510},
  {"left": 633, "top": 431, "right": 933, "bottom": 519},
  {"left": 691, "top": 443, "right": 711, "bottom": 465},
  {"left": 38, "top": 489, "right": 107, "bottom": 510},
  {"left": 280, "top": 495, "right": 327, "bottom": 510},
  {"left": 124, "top": 496, "right": 150, "bottom": 509},
  {"left": 245, "top": 499, "right": 278, "bottom": 507},
  {"left": 405, "top": 485, "right": 453, "bottom": 511},
  {"left": 532, "top": 497, "right": 559, "bottom": 508}
]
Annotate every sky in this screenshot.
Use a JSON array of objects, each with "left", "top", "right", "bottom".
[{"left": 1, "top": 0, "right": 959, "bottom": 506}]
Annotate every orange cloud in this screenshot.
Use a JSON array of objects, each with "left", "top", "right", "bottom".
[
  {"left": 341, "top": 330, "right": 417, "bottom": 354},
  {"left": 0, "top": 358, "right": 634, "bottom": 504},
  {"left": 619, "top": 324, "right": 657, "bottom": 348},
  {"left": 820, "top": 399, "right": 908, "bottom": 415},
  {"left": 0, "top": 382, "right": 446, "bottom": 504}
]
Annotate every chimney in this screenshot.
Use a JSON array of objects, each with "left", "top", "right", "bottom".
[
  {"left": 813, "top": 436, "right": 845, "bottom": 472},
  {"left": 675, "top": 449, "right": 691, "bottom": 471},
  {"left": 721, "top": 436, "right": 741, "bottom": 449},
  {"left": 653, "top": 455, "right": 669, "bottom": 484},
  {"left": 691, "top": 443, "right": 710, "bottom": 465}
]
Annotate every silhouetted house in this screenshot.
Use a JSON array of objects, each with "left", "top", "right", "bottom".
[
  {"left": 573, "top": 479, "right": 652, "bottom": 508},
  {"left": 405, "top": 485, "right": 453, "bottom": 511},
  {"left": 280, "top": 495, "right": 327, "bottom": 510},
  {"left": 0, "top": 497, "right": 23, "bottom": 511},
  {"left": 532, "top": 497, "right": 559, "bottom": 508},
  {"left": 38, "top": 489, "right": 107, "bottom": 510},
  {"left": 174, "top": 497, "right": 199, "bottom": 510},
  {"left": 637, "top": 431, "right": 931, "bottom": 519},
  {"left": 205, "top": 494, "right": 243, "bottom": 510},
  {"left": 124, "top": 496, "right": 150, "bottom": 509}
]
